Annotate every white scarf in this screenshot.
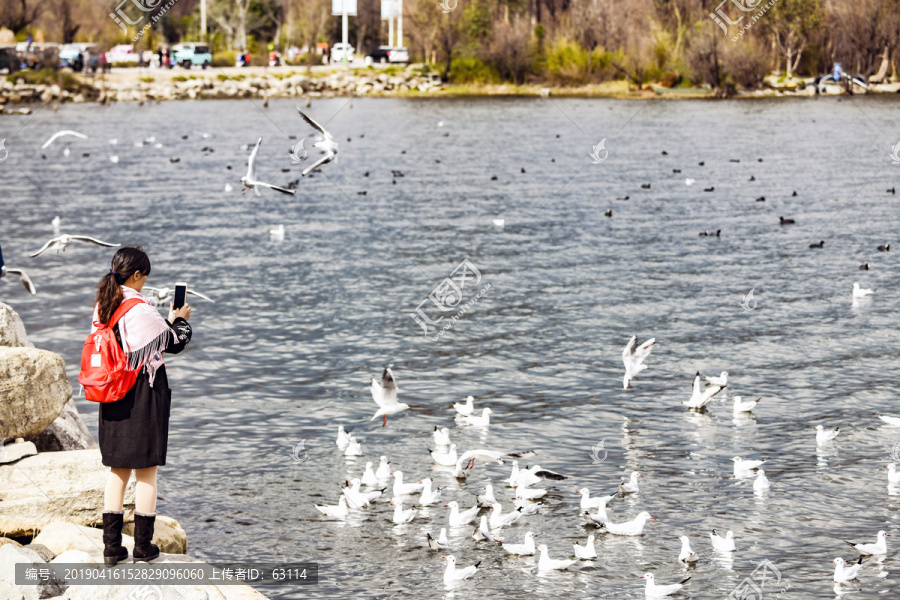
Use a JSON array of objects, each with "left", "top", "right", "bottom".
[{"left": 91, "top": 286, "right": 176, "bottom": 386}]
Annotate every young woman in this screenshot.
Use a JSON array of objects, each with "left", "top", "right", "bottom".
[{"left": 94, "top": 247, "right": 193, "bottom": 566}]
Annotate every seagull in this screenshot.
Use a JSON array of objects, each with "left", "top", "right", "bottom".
[
  {"left": 391, "top": 501, "right": 417, "bottom": 524},
  {"left": 314, "top": 496, "right": 348, "bottom": 518},
  {"left": 684, "top": 371, "right": 726, "bottom": 409},
  {"left": 418, "top": 478, "right": 443, "bottom": 505},
  {"left": 732, "top": 457, "right": 767, "bottom": 471},
  {"left": 852, "top": 283, "right": 874, "bottom": 298},
  {"left": 297, "top": 109, "right": 338, "bottom": 176},
  {"left": 375, "top": 456, "right": 391, "bottom": 479},
  {"left": 269, "top": 224, "right": 285, "bottom": 240},
  {"left": 537, "top": 545, "right": 576, "bottom": 571},
  {"left": 710, "top": 529, "right": 736, "bottom": 552},
  {"left": 513, "top": 498, "right": 542, "bottom": 515},
  {"left": 733, "top": 396, "right": 761, "bottom": 414},
  {"left": 51, "top": 216, "right": 61, "bottom": 233},
  {"left": 597, "top": 512, "right": 654, "bottom": 536},
  {"left": 685, "top": 178, "right": 695, "bottom": 185},
  {"left": 391, "top": 471, "right": 424, "bottom": 496},
  {"left": 461, "top": 407, "right": 493, "bottom": 427},
  {"left": 622, "top": 336, "right": 656, "bottom": 389},
  {"left": 430, "top": 444, "right": 458, "bottom": 467},
  {"left": 815, "top": 425, "right": 840, "bottom": 445},
  {"left": 143, "top": 286, "right": 214, "bottom": 306},
  {"left": 472, "top": 515, "right": 500, "bottom": 542},
  {"left": 886, "top": 464, "right": 900, "bottom": 484},
  {"left": 473, "top": 484, "right": 498, "bottom": 508},
  {"left": 582, "top": 507, "right": 611, "bottom": 527},
  {"left": 360, "top": 462, "right": 378, "bottom": 486},
  {"left": 573, "top": 535, "right": 597, "bottom": 559},
  {"left": 41, "top": 130, "right": 88, "bottom": 149},
  {"left": 343, "top": 435, "right": 363, "bottom": 456},
  {"left": 502, "top": 531, "right": 537, "bottom": 555},
  {"left": 846, "top": 531, "right": 888, "bottom": 555},
  {"left": 878, "top": 415, "right": 900, "bottom": 426},
  {"left": 514, "top": 464, "right": 568, "bottom": 487},
  {"left": 30, "top": 234, "right": 120, "bottom": 257},
  {"left": 515, "top": 485, "right": 548, "bottom": 500},
  {"left": 704, "top": 371, "right": 728, "bottom": 386},
  {"left": 370, "top": 368, "right": 409, "bottom": 426},
  {"left": 240, "top": 138, "right": 296, "bottom": 196},
  {"left": 619, "top": 471, "right": 641, "bottom": 494},
  {"left": 489, "top": 503, "right": 523, "bottom": 528},
  {"left": 426, "top": 528, "right": 450, "bottom": 550},
  {"left": 433, "top": 426, "right": 451, "bottom": 446},
  {"left": 342, "top": 478, "right": 384, "bottom": 508},
  {"left": 456, "top": 449, "right": 506, "bottom": 474},
  {"left": 445, "top": 501, "right": 480, "bottom": 527},
  {"left": 678, "top": 536, "right": 698, "bottom": 563},
  {"left": 453, "top": 395, "right": 476, "bottom": 417},
  {"left": 832, "top": 556, "right": 863, "bottom": 583},
  {"left": 507, "top": 461, "right": 521, "bottom": 487},
  {"left": 642, "top": 573, "right": 690, "bottom": 598},
  {"left": 0, "top": 257, "right": 36, "bottom": 295},
  {"left": 578, "top": 490, "right": 615, "bottom": 520},
  {"left": 336, "top": 426, "right": 351, "bottom": 449},
  {"left": 442, "top": 555, "right": 479, "bottom": 585},
  {"left": 753, "top": 470, "right": 770, "bottom": 491},
  {"left": 492, "top": 219, "right": 505, "bottom": 228}
]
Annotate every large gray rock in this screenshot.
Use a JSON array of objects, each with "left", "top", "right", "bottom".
[
  {"left": 0, "top": 543, "right": 66, "bottom": 600},
  {"left": 32, "top": 398, "right": 97, "bottom": 452},
  {"left": 0, "top": 449, "right": 135, "bottom": 537},
  {"left": 0, "top": 347, "right": 72, "bottom": 444},
  {"left": 32, "top": 521, "right": 134, "bottom": 555},
  {"left": 122, "top": 515, "right": 187, "bottom": 554},
  {"left": 0, "top": 303, "right": 31, "bottom": 348}
]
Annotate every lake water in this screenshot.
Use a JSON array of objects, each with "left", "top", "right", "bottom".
[{"left": 3, "top": 94, "right": 900, "bottom": 599}]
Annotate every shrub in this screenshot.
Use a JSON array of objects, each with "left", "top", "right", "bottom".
[
  {"left": 723, "top": 38, "right": 769, "bottom": 89},
  {"left": 448, "top": 57, "right": 501, "bottom": 84},
  {"left": 211, "top": 52, "right": 235, "bottom": 67},
  {"left": 171, "top": 75, "right": 187, "bottom": 82},
  {"left": 546, "top": 38, "right": 590, "bottom": 84},
  {"left": 140, "top": 76, "right": 154, "bottom": 83}
]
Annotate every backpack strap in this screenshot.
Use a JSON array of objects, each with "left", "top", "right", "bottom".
[{"left": 108, "top": 298, "right": 148, "bottom": 329}]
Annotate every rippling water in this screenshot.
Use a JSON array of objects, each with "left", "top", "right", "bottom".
[{"left": 3, "top": 95, "right": 900, "bottom": 599}]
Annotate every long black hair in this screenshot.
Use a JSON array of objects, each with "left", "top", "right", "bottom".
[{"left": 96, "top": 246, "right": 151, "bottom": 324}]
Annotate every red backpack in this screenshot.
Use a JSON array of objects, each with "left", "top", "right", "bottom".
[{"left": 78, "top": 298, "right": 148, "bottom": 403}]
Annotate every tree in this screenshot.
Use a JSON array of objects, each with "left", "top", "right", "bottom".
[
  {"left": 486, "top": 16, "right": 534, "bottom": 83},
  {"left": 1, "top": 0, "right": 47, "bottom": 33},
  {"left": 766, "top": 0, "right": 823, "bottom": 78}
]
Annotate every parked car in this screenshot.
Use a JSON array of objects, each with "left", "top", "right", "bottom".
[
  {"left": 60, "top": 43, "right": 89, "bottom": 68},
  {"left": 170, "top": 43, "right": 212, "bottom": 69},
  {"left": 105, "top": 44, "right": 140, "bottom": 65},
  {"left": 0, "top": 46, "right": 20, "bottom": 73},
  {"left": 330, "top": 42, "right": 354, "bottom": 64},
  {"left": 365, "top": 46, "right": 409, "bottom": 65}
]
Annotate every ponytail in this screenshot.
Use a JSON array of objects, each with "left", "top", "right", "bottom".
[{"left": 95, "top": 246, "right": 151, "bottom": 324}]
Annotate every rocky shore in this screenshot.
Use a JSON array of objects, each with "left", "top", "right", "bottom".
[{"left": 0, "top": 302, "right": 269, "bottom": 600}]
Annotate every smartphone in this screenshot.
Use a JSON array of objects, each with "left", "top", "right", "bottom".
[{"left": 173, "top": 282, "right": 187, "bottom": 310}]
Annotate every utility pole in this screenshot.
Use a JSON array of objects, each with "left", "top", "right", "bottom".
[
  {"left": 342, "top": 3, "right": 349, "bottom": 66},
  {"left": 397, "top": 0, "right": 402, "bottom": 48},
  {"left": 388, "top": 14, "right": 394, "bottom": 47},
  {"left": 200, "top": 0, "right": 207, "bottom": 40}
]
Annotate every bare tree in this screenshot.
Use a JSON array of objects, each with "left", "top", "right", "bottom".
[
  {"left": 1, "top": 0, "right": 47, "bottom": 33},
  {"left": 486, "top": 16, "right": 534, "bottom": 83}
]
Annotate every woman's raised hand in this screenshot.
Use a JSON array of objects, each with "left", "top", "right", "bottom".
[{"left": 168, "top": 303, "right": 192, "bottom": 322}]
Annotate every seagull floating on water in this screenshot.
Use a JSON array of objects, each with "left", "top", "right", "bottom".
[
  {"left": 832, "top": 556, "right": 863, "bottom": 582},
  {"left": 622, "top": 336, "right": 656, "bottom": 389},
  {"left": 476, "top": 483, "right": 498, "bottom": 507},
  {"left": 489, "top": 503, "right": 523, "bottom": 528},
  {"left": 513, "top": 464, "right": 567, "bottom": 487},
  {"left": 573, "top": 535, "right": 597, "bottom": 559},
  {"left": 578, "top": 488, "right": 615, "bottom": 513},
  {"left": 445, "top": 500, "right": 479, "bottom": 527},
  {"left": 391, "top": 501, "right": 417, "bottom": 524},
  {"left": 336, "top": 426, "right": 351, "bottom": 449},
  {"left": 426, "top": 528, "right": 450, "bottom": 550},
  {"left": 642, "top": 573, "right": 690, "bottom": 598},
  {"left": 852, "top": 283, "right": 874, "bottom": 298},
  {"left": 240, "top": 138, "right": 296, "bottom": 196},
  {"left": 461, "top": 407, "right": 493, "bottom": 427},
  {"left": 846, "top": 530, "right": 888, "bottom": 555},
  {"left": 314, "top": 496, "right": 348, "bottom": 518},
  {"left": 472, "top": 515, "right": 500, "bottom": 542},
  {"left": 710, "top": 529, "right": 736, "bottom": 552},
  {"left": 879, "top": 415, "right": 900, "bottom": 426},
  {"left": 343, "top": 435, "right": 363, "bottom": 456},
  {"left": 678, "top": 536, "right": 698, "bottom": 563},
  {"left": 391, "top": 470, "right": 423, "bottom": 496},
  {"left": 733, "top": 396, "right": 761, "bottom": 414},
  {"left": 704, "top": 371, "right": 728, "bottom": 386},
  {"left": 619, "top": 471, "right": 641, "bottom": 494},
  {"left": 297, "top": 109, "right": 338, "bottom": 176},
  {"left": 732, "top": 456, "right": 767, "bottom": 471},
  {"left": 502, "top": 531, "right": 536, "bottom": 556},
  {"left": 433, "top": 426, "right": 451, "bottom": 446},
  {"left": 537, "top": 544, "right": 576, "bottom": 571},
  {"left": 887, "top": 464, "right": 900, "bottom": 484},
  {"left": 30, "top": 234, "right": 120, "bottom": 257},
  {"left": 375, "top": 456, "right": 391, "bottom": 479},
  {"left": 370, "top": 368, "right": 409, "bottom": 426},
  {"left": 598, "top": 512, "right": 654, "bottom": 536},
  {"left": 753, "top": 470, "right": 770, "bottom": 491},
  {"left": 442, "top": 555, "right": 479, "bottom": 585},
  {"left": 430, "top": 444, "right": 458, "bottom": 467},
  {"left": 418, "top": 478, "right": 443, "bottom": 505},
  {"left": 360, "top": 462, "right": 378, "bottom": 486},
  {"left": 815, "top": 425, "right": 840, "bottom": 445},
  {"left": 684, "top": 371, "right": 726, "bottom": 409},
  {"left": 453, "top": 395, "right": 475, "bottom": 417}
]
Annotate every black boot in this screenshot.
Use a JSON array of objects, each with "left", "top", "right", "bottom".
[
  {"left": 132, "top": 512, "right": 160, "bottom": 562},
  {"left": 102, "top": 511, "right": 129, "bottom": 567}
]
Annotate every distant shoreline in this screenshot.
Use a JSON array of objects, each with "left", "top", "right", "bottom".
[{"left": 2, "top": 66, "right": 899, "bottom": 107}]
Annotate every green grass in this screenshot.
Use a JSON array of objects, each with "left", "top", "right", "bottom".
[
  {"left": 171, "top": 75, "right": 188, "bottom": 82},
  {"left": 140, "top": 77, "right": 154, "bottom": 83}
]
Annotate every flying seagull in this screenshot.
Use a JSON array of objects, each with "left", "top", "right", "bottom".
[
  {"left": 297, "top": 109, "right": 338, "bottom": 176},
  {"left": 683, "top": 371, "right": 726, "bottom": 409},
  {"left": 622, "top": 336, "right": 655, "bottom": 389},
  {"left": 143, "top": 286, "right": 215, "bottom": 306},
  {"left": 0, "top": 246, "right": 36, "bottom": 294},
  {"left": 30, "top": 234, "right": 120, "bottom": 257},
  {"left": 370, "top": 368, "right": 409, "bottom": 426},
  {"left": 240, "top": 138, "right": 296, "bottom": 196},
  {"left": 41, "top": 130, "right": 88, "bottom": 150}
]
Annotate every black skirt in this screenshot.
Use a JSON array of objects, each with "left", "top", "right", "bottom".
[{"left": 99, "top": 367, "right": 172, "bottom": 469}]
